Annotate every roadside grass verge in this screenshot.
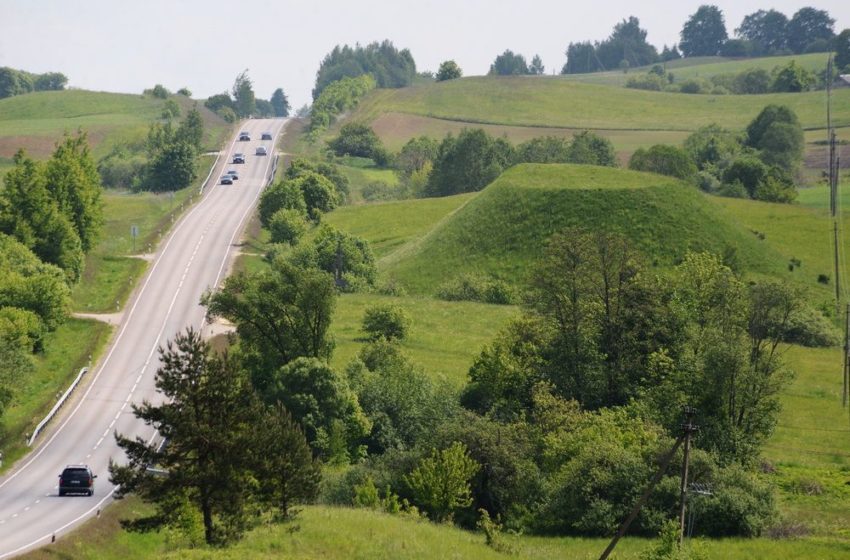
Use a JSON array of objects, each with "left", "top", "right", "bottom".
[
  {"left": 0, "top": 319, "right": 112, "bottom": 470},
  {"left": 350, "top": 76, "right": 850, "bottom": 132}
]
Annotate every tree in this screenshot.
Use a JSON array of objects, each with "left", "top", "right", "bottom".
[
  {"left": 253, "top": 403, "right": 321, "bottom": 518},
  {"left": 529, "top": 55, "right": 545, "bottom": 75},
  {"left": 568, "top": 131, "right": 617, "bottom": 166},
  {"left": 270, "top": 88, "right": 290, "bottom": 117},
  {"left": 175, "top": 107, "right": 204, "bottom": 151},
  {"left": 488, "top": 50, "right": 529, "bottom": 75},
  {"left": 254, "top": 99, "right": 273, "bottom": 117},
  {"left": 231, "top": 70, "right": 256, "bottom": 118},
  {"left": 404, "top": 442, "right": 480, "bottom": 522},
  {"left": 680, "top": 5, "right": 728, "bottom": 56},
  {"left": 43, "top": 131, "right": 104, "bottom": 252},
  {"left": 425, "top": 129, "right": 515, "bottom": 196},
  {"left": 515, "top": 136, "right": 571, "bottom": 164},
  {"left": 362, "top": 304, "right": 411, "bottom": 341},
  {"left": 770, "top": 60, "right": 815, "bottom": 92},
  {"left": 146, "top": 140, "right": 198, "bottom": 192},
  {"left": 149, "top": 84, "right": 169, "bottom": 99},
  {"left": 313, "top": 41, "right": 416, "bottom": 100},
  {"left": 837, "top": 29, "right": 850, "bottom": 72},
  {"left": 33, "top": 72, "right": 67, "bottom": 91},
  {"left": 722, "top": 156, "right": 768, "bottom": 197},
  {"left": 286, "top": 158, "right": 350, "bottom": 202},
  {"left": 787, "top": 7, "right": 835, "bottom": 53},
  {"left": 683, "top": 124, "right": 742, "bottom": 170},
  {"left": 204, "top": 92, "right": 233, "bottom": 113},
  {"left": 203, "top": 257, "right": 337, "bottom": 394},
  {"left": 562, "top": 42, "right": 599, "bottom": 74},
  {"left": 596, "top": 17, "right": 659, "bottom": 70},
  {"left": 294, "top": 171, "right": 340, "bottom": 216},
  {"left": 436, "top": 60, "right": 462, "bottom": 81},
  {"left": 258, "top": 179, "right": 306, "bottom": 227},
  {"left": 327, "top": 122, "right": 388, "bottom": 164},
  {"left": 310, "top": 224, "right": 377, "bottom": 287},
  {"left": 660, "top": 44, "right": 682, "bottom": 62},
  {"left": 268, "top": 208, "right": 307, "bottom": 245},
  {"left": 628, "top": 144, "right": 698, "bottom": 180},
  {"left": 0, "top": 337, "right": 33, "bottom": 422},
  {"left": 269, "top": 357, "right": 369, "bottom": 461},
  {"left": 396, "top": 136, "right": 439, "bottom": 177},
  {"left": 745, "top": 105, "right": 804, "bottom": 173},
  {"left": 736, "top": 9, "right": 789, "bottom": 54},
  {"left": 109, "top": 329, "right": 259, "bottom": 545},
  {"left": 733, "top": 68, "right": 771, "bottom": 94},
  {"left": 0, "top": 151, "right": 84, "bottom": 281}
]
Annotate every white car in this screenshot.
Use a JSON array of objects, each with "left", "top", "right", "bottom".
[{"left": 255, "top": 146, "right": 268, "bottom": 156}]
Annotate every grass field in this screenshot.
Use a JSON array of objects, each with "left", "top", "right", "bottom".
[
  {"left": 350, "top": 76, "right": 849, "bottom": 133},
  {"left": 21, "top": 500, "right": 850, "bottom": 560},
  {"left": 560, "top": 52, "right": 830, "bottom": 87}
]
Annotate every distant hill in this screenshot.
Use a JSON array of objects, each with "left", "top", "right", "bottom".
[{"left": 380, "top": 164, "right": 788, "bottom": 294}]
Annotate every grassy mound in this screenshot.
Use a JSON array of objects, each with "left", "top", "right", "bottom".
[{"left": 382, "top": 164, "right": 787, "bottom": 294}]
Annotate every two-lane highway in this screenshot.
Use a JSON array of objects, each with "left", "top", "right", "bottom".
[{"left": 0, "top": 118, "right": 288, "bottom": 558}]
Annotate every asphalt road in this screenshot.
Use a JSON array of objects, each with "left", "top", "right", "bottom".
[{"left": 0, "top": 118, "right": 289, "bottom": 558}]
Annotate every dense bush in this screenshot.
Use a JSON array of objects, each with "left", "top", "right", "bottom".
[
  {"left": 629, "top": 145, "right": 697, "bottom": 181},
  {"left": 327, "top": 122, "right": 389, "bottom": 166},
  {"left": 425, "top": 129, "right": 514, "bottom": 197},
  {"left": 268, "top": 208, "right": 307, "bottom": 245},
  {"left": 625, "top": 73, "right": 667, "bottom": 91},
  {"left": 309, "top": 75, "right": 376, "bottom": 140},
  {"left": 0, "top": 67, "right": 67, "bottom": 99},
  {"left": 436, "top": 273, "right": 516, "bottom": 304},
  {"left": 362, "top": 305, "right": 411, "bottom": 341}
]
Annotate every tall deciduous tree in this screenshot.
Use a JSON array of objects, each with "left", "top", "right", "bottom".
[
  {"left": 736, "top": 9, "right": 789, "bottom": 54},
  {"left": 436, "top": 60, "right": 463, "bottom": 81},
  {"left": 109, "top": 328, "right": 260, "bottom": 545},
  {"left": 175, "top": 107, "right": 204, "bottom": 151},
  {"left": 203, "top": 257, "right": 337, "bottom": 395},
  {"left": 231, "top": 70, "right": 256, "bottom": 118},
  {"left": 488, "top": 50, "right": 529, "bottom": 75},
  {"left": 787, "top": 7, "right": 835, "bottom": 53},
  {"left": 44, "top": 131, "right": 104, "bottom": 252},
  {"left": 270, "top": 88, "right": 290, "bottom": 117},
  {"left": 404, "top": 441, "right": 480, "bottom": 522},
  {"left": 837, "top": 29, "right": 850, "bottom": 71},
  {"left": 680, "top": 5, "right": 728, "bottom": 56}
]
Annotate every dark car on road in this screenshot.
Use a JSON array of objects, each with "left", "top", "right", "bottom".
[
  {"left": 232, "top": 153, "right": 245, "bottom": 164},
  {"left": 238, "top": 131, "right": 251, "bottom": 141},
  {"left": 226, "top": 169, "right": 239, "bottom": 180},
  {"left": 261, "top": 132, "right": 273, "bottom": 140},
  {"left": 220, "top": 175, "right": 233, "bottom": 185},
  {"left": 59, "top": 465, "right": 96, "bottom": 496}
]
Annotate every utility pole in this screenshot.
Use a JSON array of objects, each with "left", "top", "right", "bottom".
[
  {"left": 678, "top": 406, "right": 699, "bottom": 544},
  {"left": 599, "top": 406, "right": 697, "bottom": 560}
]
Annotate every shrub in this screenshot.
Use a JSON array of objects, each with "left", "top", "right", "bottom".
[
  {"left": 784, "top": 305, "right": 841, "bottom": 347},
  {"left": 629, "top": 145, "right": 697, "bottom": 181},
  {"left": 625, "top": 73, "right": 667, "bottom": 91},
  {"left": 437, "top": 273, "right": 516, "bottom": 304},
  {"left": 678, "top": 78, "right": 710, "bottom": 94},
  {"left": 362, "top": 304, "right": 411, "bottom": 341},
  {"left": 268, "top": 208, "right": 308, "bottom": 245}
]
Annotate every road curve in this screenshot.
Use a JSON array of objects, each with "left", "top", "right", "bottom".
[{"left": 0, "top": 118, "right": 289, "bottom": 558}]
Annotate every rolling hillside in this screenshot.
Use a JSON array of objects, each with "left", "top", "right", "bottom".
[{"left": 379, "top": 164, "right": 789, "bottom": 295}]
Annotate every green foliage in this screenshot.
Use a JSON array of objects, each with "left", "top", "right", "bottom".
[
  {"left": 678, "top": 78, "right": 711, "bottom": 94},
  {"left": 562, "top": 17, "right": 658, "bottom": 74},
  {"left": 268, "top": 208, "right": 307, "bottom": 245},
  {"left": 787, "top": 7, "right": 835, "bottom": 54},
  {"left": 488, "top": 50, "right": 529, "bottom": 76},
  {"left": 161, "top": 98, "right": 181, "bottom": 120},
  {"left": 348, "top": 339, "right": 458, "bottom": 453},
  {"left": 231, "top": 70, "right": 256, "bottom": 118},
  {"left": 149, "top": 84, "right": 169, "bottom": 99},
  {"left": 529, "top": 55, "right": 545, "bottom": 75},
  {"left": 309, "top": 75, "right": 376, "bottom": 140},
  {"left": 404, "top": 441, "right": 480, "bottom": 522},
  {"left": 641, "top": 520, "right": 708, "bottom": 560},
  {"left": 362, "top": 304, "right": 411, "bottom": 341},
  {"left": 0, "top": 67, "right": 65, "bottom": 99},
  {"left": 259, "top": 179, "right": 308, "bottom": 228},
  {"left": 436, "top": 273, "right": 516, "bottom": 305},
  {"left": 146, "top": 139, "right": 197, "bottom": 192},
  {"left": 436, "top": 60, "right": 462, "bottom": 81},
  {"left": 313, "top": 40, "right": 416, "bottom": 100},
  {"left": 680, "top": 5, "right": 728, "bottom": 57},
  {"left": 175, "top": 107, "right": 204, "bottom": 151},
  {"left": 770, "top": 61, "right": 816, "bottom": 92},
  {"left": 294, "top": 171, "right": 339, "bottom": 217},
  {"left": 567, "top": 131, "right": 617, "bottom": 166},
  {"left": 204, "top": 92, "right": 234, "bottom": 113},
  {"left": 203, "top": 257, "right": 337, "bottom": 397},
  {"left": 629, "top": 144, "right": 698, "bottom": 181},
  {"left": 425, "top": 129, "right": 514, "bottom": 197},
  {"left": 271, "top": 357, "right": 369, "bottom": 462},
  {"left": 327, "top": 122, "right": 389, "bottom": 166},
  {"left": 395, "top": 136, "right": 439, "bottom": 178},
  {"left": 736, "top": 9, "right": 790, "bottom": 55},
  {"left": 626, "top": 73, "right": 668, "bottom": 91},
  {"left": 286, "top": 158, "right": 350, "bottom": 202},
  {"left": 177, "top": 87, "right": 191, "bottom": 96},
  {"left": 722, "top": 156, "right": 768, "bottom": 198},
  {"left": 43, "top": 131, "right": 104, "bottom": 252},
  {"left": 0, "top": 150, "right": 84, "bottom": 281},
  {"left": 732, "top": 68, "right": 771, "bottom": 94},
  {"left": 270, "top": 87, "right": 290, "bottom": 117},
  {"left": 0, "top": 338, "right": 33, "bottom": 421},
  {"left": 109, "top": 328, "right": 260, "bottom": 546},
  {"left": 310, "top": 224, "right": 377, "bottom": 288},
  {"left": 690, "top": 463, "right": 776, "bottom": 537},
  {"left": 836, "top": 29, "right": 850, "bottom": 72},
  {"left": 514, "top": 132, "right": 617, "bottom": 167},
  {"left": 683, "top": 124, "right": 742, "bottom": 171}
]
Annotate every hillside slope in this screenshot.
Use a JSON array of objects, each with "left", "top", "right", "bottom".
[{"left": 381, "top": 164, "right": 788, "bottom": 294}]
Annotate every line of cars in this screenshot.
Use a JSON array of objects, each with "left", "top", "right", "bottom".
[{"left": 221, "top": 131, "right": 273, "bottom": 185}]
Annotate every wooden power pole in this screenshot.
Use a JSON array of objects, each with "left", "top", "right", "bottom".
[{"left": 678, "top": 406, "right": 699, "bottom": 544}]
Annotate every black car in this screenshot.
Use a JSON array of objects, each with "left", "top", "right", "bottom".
[
  {"left": 261, "top": 132, "right": 273, "bottom": 140},
  {"left": 226, "top": 169, "right": 239, "bottom": 180},
  {"left": 238, "top": 131, "right": 251, "bottom": 141},
  {"left": 232, "top": 153, "right": 245, "bottom": 164},
  {"left": 220, "top": 175, "right": 234, "bottom": 185},
  {"left": 59, "top": 465, "right": 96, "bottom": 496}
]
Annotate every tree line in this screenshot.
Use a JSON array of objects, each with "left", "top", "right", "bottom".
[
  {"left": 204, "top": 70, "right": 291, "bottom": 122},
  {"left": 563, "top": 6, "right": 843, "bottom": 75},
  {"left": 312, "top": 41, "right": 416, "bottom": 100},
  {"left": 0, "top": 67, "right": 67, "bottom": 99},
  {"left": 0, "top": 132, "right": 104, "bottom": 437}
]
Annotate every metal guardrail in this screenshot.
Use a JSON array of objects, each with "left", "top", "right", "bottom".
[
  {"left": 198, "top": 150, "right": 223, "bottom": 195},
  {"left": 267, "top": 153, "right": 280, "bottom": 186},
  {"left": 27, "top": 367, "right": 89, "bottom": 447}
]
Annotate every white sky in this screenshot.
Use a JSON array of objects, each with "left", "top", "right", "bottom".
[{"left": 0, "top": 0, "right": 848, "bottom": 109}]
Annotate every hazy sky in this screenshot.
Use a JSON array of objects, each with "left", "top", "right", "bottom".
[{"left": 1, "top": 1, "right": 848, "bottom": 109}]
